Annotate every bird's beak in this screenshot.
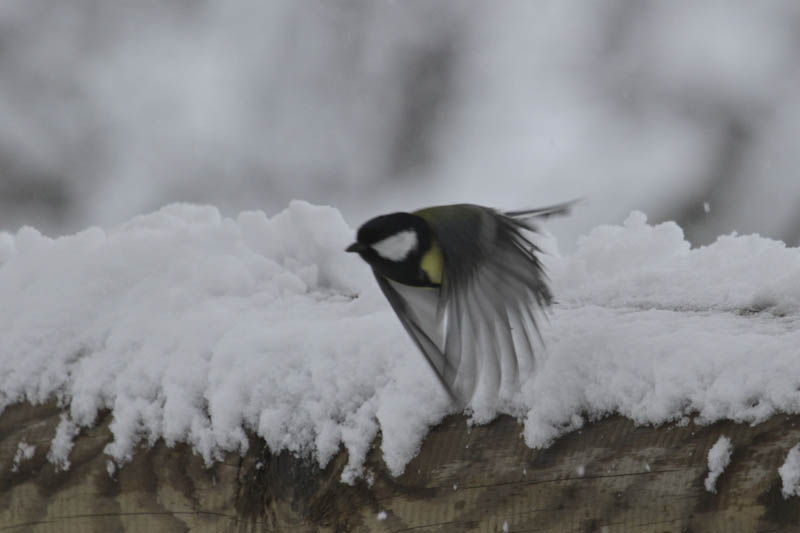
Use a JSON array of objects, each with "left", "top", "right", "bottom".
[{"left": 346, "top": 242, "right": 367, "bottom": 253}]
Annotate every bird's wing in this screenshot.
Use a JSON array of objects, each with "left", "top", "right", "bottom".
[
  {"left": 373, "top": 274, "right": 458, "bottom": 403},
  {"left": 422, "top": 205, "right": 556, "bottom": 405}
]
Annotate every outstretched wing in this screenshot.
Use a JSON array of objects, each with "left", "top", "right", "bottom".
[
  {"left": 372, "top": 274, "right": 458, "bottom": 403},
  {"left": 416, "top": 203, "right": 565, "bottom": 405}
]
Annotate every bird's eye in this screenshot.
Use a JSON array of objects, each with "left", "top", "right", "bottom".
[{"left": 371, "top": 230, "right": 418, "bottom": 261}]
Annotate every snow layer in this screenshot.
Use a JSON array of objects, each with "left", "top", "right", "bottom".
[
  {"left": 1, "top": 203, "right": 800, "bottom": 480},
  {"left": 704, "top": 436, "right": 732, "bottom": 493},
  {"left": 779, "top": 444, "right": 800, "bottom": 498}
]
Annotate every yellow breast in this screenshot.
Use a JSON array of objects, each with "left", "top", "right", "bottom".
[{"left": 420, "top": 238, "right": 443, "bottom": 285}]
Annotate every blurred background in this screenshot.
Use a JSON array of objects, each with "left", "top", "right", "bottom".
[{"left": 1, "top": 0, "right": 799, "bottom": 248}]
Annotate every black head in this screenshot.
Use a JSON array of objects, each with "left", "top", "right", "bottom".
[{"left": 346, "top": 212, "right": 435, "bottom": 286}]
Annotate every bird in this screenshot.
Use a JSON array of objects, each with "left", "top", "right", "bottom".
[{"left": 346, "top": 201, "right": 574, "bottom": 407}]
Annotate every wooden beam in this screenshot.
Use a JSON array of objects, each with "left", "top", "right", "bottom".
[{"left": 0, "top": 401, "right": 798, "bottom": 532}]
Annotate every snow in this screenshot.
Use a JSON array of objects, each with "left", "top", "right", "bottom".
[
  {"left": 47, "top": 414, "right": 80, "bottom": 470},
  {"left": 704, "top": 436, "right": 732, "bottom": 493},
  {"left": 11, "top": 440, "right": 35, "bottom": 472},
  {"left": 2, "top": 202, "right": 800, "bottom": 480},
  {"left": 779, "top": 444, "right": 800, "bottom": 498}
]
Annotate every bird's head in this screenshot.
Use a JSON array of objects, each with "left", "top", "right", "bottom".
[{"left": 346, "top": 212, "right": 435, "bottom": 286}]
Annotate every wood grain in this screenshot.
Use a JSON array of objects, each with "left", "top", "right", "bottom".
[{"left": 0, "top": 401, "right": 799, "bottom": 532}]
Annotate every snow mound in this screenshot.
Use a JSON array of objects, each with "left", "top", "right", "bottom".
[
  {"left": 704, "top": 435, "right": 732, "bottom": 493},
  {"left": 2, "top": 204, "right": 800, "bottom": 480}
]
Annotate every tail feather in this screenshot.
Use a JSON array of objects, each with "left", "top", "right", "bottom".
[{"left": 505, "top": 199, "right": 580, "bottom": 220}]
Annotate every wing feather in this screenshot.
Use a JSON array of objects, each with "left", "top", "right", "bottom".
[
  {"left": 374, "top": 274, "right": 457, "bottom": 402},
  {"left": 448, "top": 282, "right": 476, "bottom": 401},
  {"left": 422, "top": 205, "right": 556, "bottom": 405},
  {"left": 505, "top": 200, "right": 579, "bottom": 221},
  {"left": 472, "top": 269, "right": 519, "bottom": 387}
]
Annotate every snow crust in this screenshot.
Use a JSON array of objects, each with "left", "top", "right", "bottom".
[
  {"left": 2, "top": 202, "right": 800, "bottom": 480},
  {"left": 704, "top": 435, "right": 732, "bottom": 493},
  {"left": 779, "top": 444, "right": 800, "bottom": 498}
]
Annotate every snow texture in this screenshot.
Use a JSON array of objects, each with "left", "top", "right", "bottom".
[
  {"left": 11, "top": 440, "right": 35, "bottom": 472},
  {"left": 704, "top": 436, "right": 732, "bottom": 493},
  {"left": 47, "top": 414, "right": 80, "bottom": 471},
  {"left": 779, "top": 444, "right": 800, "bottom": 498},
  {"left": 2, "top": 202, "right": 800, "bottom": 480}
]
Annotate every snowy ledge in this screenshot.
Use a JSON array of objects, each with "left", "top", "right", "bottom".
[{"left": 2, "top": 201, "right": 800, "bottom": 483}]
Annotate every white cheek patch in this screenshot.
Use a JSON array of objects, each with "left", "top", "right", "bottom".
[{"left": 372, "top": 230, "right": 418, "bottom": 261}]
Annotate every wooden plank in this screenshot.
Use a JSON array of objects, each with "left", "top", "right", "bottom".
[{"left": 1, "top": 401, "right": 799, "bottom": 532}]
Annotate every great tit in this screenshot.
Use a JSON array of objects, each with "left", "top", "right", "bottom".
[{"left": 347, "top": 202, "right": 573, "bottom": 406}]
